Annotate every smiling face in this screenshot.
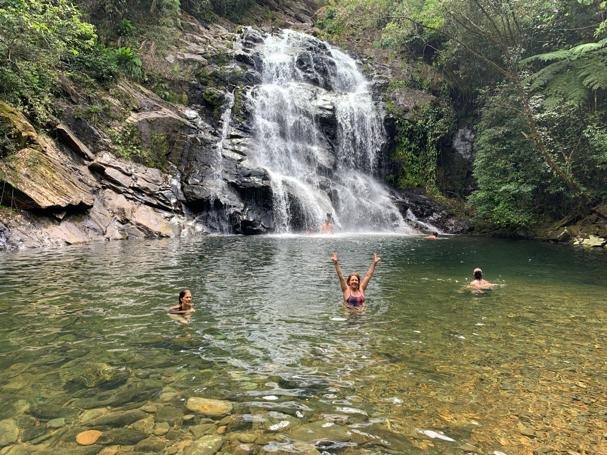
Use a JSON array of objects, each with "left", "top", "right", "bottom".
[{"left": 347, "top": 273, "right": 360, "bottom": 291}]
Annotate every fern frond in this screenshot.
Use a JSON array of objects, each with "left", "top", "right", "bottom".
[
  {"left": 521, "top": 38, "right": 607, "bottom": 64},
  {"left": 579, "top": 60, "right": 607, "bottom": 90}
]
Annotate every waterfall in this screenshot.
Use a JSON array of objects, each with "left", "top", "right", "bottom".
[{"left": 247, "top": 30, "right": 415, "bottom": 233}]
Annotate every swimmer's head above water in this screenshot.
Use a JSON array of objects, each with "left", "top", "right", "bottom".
[
  {"left": 473, "top": 268, "right": 483, "bottom": 280},
  {"left": 178, "top": 289, "right": 193, "bottom": 310}
]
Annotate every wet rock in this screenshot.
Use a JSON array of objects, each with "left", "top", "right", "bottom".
[
  {"left": 135, "top": 435, "right": 167, "bottom": 452},
  {"left": 20, "top": 425, "right": 46, "bottom": 443},
  {"left": 228, "top": 431, "right": 258, "bottom": 444},
  {"left": 154, "top": 422, "right": 171, "bottom": 436},
  {"left": 88, "top": 409, "right": 147, "bottom": 428},
  {"left": 47, "top": 417, "right": 66, "bottom": 428},
  {"left": 98, "top": 428, "right": 147, "bottom": 445},
  {"left": 156, "top": 405, "right": 184, "bottom": 424},
  {"left": 131, "top": 415, "right": 155, "bottom": 433},
  {"left": 80, "top": 408, "right": 109, "bottom": 423},
  {"left": 0, "top": 419, "right": 19, "bottom": 447},
  {"left": 288, "top": 421, "right": 352, "bottom": 445},
  {"left": 185, "top": 398, "right": 233, "bottom": 417},
  {"left": 64, "top": 362, "right": 129, "bottom": 390},
  {"left": 74, "top": 385, "right": 153, "bottom": 409},
  {"left": 262, "top": 440, "right": 321, "bottom": 454},
  {"left": 575, "top": 234, "right": 606, "bottom": 248},
  {"left": 184, "top": 434, "right": 224, "bottom": 455},
  {"left": 160, "top": 391, "right": 180, "bottom": 402},
  {"left": 11, "top": 400, "right": 30, "bottom": 415},
  {"left": 189, "top": 422, "right": 216, "bottom": 439},
  {"left": 76, "top": 429, "right": 103, "bottom": 445},
  {"left": 29, "top": 403, "right": 76, "bottom": 420}
]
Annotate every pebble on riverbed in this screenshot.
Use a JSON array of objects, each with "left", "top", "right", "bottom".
[{"left": 76, "top": 429, "right": 103, "bottom": 445}]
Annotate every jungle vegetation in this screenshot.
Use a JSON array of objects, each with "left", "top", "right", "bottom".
[
  {"left": 1, "top": 0, "right": 605, "bottom": 235},
  {"left": 317, "top": 0, "right": 607, "bottom": 234}
]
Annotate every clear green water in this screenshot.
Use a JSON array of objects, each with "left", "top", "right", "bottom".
[{"left": 0, "top": 235, "right": 605, "bottom": 454}]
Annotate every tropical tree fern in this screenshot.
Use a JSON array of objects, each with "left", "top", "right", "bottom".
[{"left": 522, "top": 38, "right": 607, "bottom": 107}]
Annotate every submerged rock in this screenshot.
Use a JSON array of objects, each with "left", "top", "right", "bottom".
[
  {"left": 0, "top": 419, "right": 19, "bottom": 447},
  {"left": 184, "top": 434, "right": 224, "bottom": 455},
  {"left": 186, "top": 398, "right": 233, "bottom": 417},
  {"left": 76, "top": 429, "right": 103, "bottom": 445}
]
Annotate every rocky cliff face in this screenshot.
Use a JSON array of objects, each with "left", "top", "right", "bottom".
[{"left": 0, "top": 13, "right": 466, "bottom": 251}]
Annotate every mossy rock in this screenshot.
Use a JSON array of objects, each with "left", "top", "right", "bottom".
[
  {"left": 202, "top": 87, "right": 226, "bottom": 111},
  {"left": 0, "top": 101, "right": 39, "bottom": 158}
]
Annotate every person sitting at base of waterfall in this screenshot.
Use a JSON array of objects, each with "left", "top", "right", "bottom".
[
  {"left": 321, "top": 214, "right": 334, "bottom": 234},
  {"left": 169, "top": 289, "right": 194, "bottom": 314},
  {"left": 331, "top": 252, "right": 380, "bottom": 309},
  {"left": 469, "top": 268, "right": 493, "bottom": 290},
  {"left": 425, "top": 231, "right": 439, "bottom": 240}
]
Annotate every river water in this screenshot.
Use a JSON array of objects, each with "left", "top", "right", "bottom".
[{"left": 0, "top": 235, "right": 605, "bottom": 454}]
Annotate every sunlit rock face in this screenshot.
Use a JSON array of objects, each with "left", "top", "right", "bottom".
[{"left": 195, "top": 28, "right": 416, "bottom": 234}]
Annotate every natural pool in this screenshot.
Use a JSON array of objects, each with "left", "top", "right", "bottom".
[{"left": 0, "top": 235, "right": 605, "bottom": 454}]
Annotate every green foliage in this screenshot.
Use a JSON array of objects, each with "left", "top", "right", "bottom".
[
  {"left": 522, "top": 38, "right": 607, "bottom": 107},
  {"left": 0, "top": 0, "right": 96, "bottom": 122},
  {"left": 471, "top": 82, "right": 607, "bottom": 233},
  {"left": 0, "top": 119, "right": 21, "bottom": 158},
  {"left": 469, "top": 85, "right": 546, "bottom": 233},
  {"left": 389, "top": 101, "right": 454, "bottom": 192},
  {"left": 112, "top": 47, "right": 143, "bottom": 79},
  {"left": 109, "top": 124, "right": 169, "bottom": 169}
]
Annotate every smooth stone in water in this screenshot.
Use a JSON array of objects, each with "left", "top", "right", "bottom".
[
  {"left": 80, "top": 408, "right": 109, "bottom": 423},
  {"left": 154, "top": 422, "right": 171, "bottom": 436},
  {"left": 130, "top": 415, "right": 155, "bottom": 433},
  {"left": 76, "top": 429, "right": 103, "bottom": 445},
  {"left": 184, "top": 435, "right": 224, "bottom": 455},
  {"left": 88, "top": 409, "right": 147, "bottom": 427},
  {"left": 29, "top": 403, "right": 75, "bottom": 419},
  {"left": 156, "top": 405, "right": 184, "bottom": 424},
  {"left": 186, "top": 398, "right": 233, "bottom": 417},
  {"left": 98, "top": 428, "right": 147, "bottom": 445},
  {"left": 47, "top": 417, "right": 66, "bottom": 428},
  {"left": 288, "top": 421, "right": 352, "bottom": 444},
  {"left": 0, "top": 419, "right": 19, "bottom": 447},
  {"left": 135, "top": 435, "right": 167, "bottom": 452},
  {"left": 190, "top": 423, "right": 216, "bottom": 439}
]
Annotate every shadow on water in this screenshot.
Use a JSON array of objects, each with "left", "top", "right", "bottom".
[{"left": 0, "top": 235, "right": 605, "bottom": 453}]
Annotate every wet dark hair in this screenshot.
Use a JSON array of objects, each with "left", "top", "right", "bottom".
[
  {"left": 473, "top": 270, "right": 482, "bottom": 280},
  {"left": 347, "top": 273, "right": 361, "bottom": 285},
  {"left": 433, "top": 231, "right": 439, "bottom": 236},
  {"left": 179, "top": 289, "right": 191, "bottom": 303}
]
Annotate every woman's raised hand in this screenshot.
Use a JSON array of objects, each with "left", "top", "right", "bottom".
[
  {"left": 331, "top": 252, "right": 338, "bottom": 264},
  {"left": 373, "top": 253, "right": 381, "bottom": 264}
]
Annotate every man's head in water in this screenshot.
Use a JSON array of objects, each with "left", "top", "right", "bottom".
[
  {"left": 473, "top": 268, "right": 483, "bottom": 280},
  {"left": 347, "top": 273, "right": 361, "bottom": 290},
  {"left": 179, "top": 289, "right": 193, "bottom": 309}
]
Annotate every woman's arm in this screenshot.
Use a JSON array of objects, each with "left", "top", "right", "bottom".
[
  {"left": 361, "top": 253, "right": 380, "bottom": 291},
  {"left": 331, "top": 252, "right": 348, "bottom": 292}
]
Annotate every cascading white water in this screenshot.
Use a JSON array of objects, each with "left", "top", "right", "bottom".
[{"left": 248, "top": 30, "right": 416, "bottom": 233}]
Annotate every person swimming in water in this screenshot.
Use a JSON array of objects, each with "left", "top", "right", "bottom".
[
  {"left": 469, "top": 267, "right": 493, "bottom": 290},
  {"left": 425, "top": 231, "right": 439, "bottom": 240},
  {"left": 331, "top": 252, "right": 380, "bottom": 309},
  {"left": 169, "top": 289, "right": 194, "bottom": 314}
]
